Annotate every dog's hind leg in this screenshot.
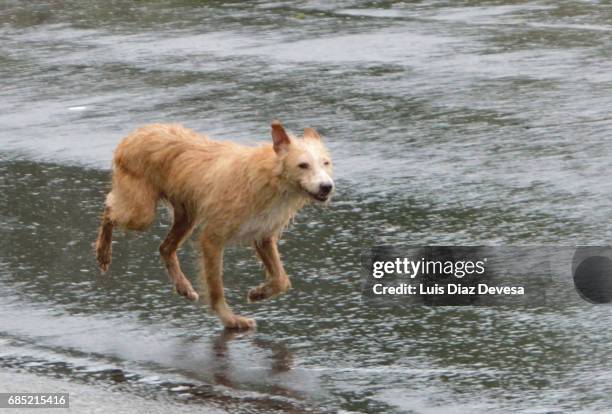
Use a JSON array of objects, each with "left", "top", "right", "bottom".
[
  {"left": 200, "top": 234, "right": 256, "bottom": 330},
  {"left": 248, "top": 237, "right": 292, "bottom": 302},
  {"left": 159, "top": 203, "right": 199, "bottom": 301},
  {"left": 95, "top": 170, "right": 157, "bottom": 272},
  {"left": 95, "top": 205, "right": 114, "bottom": 273}
]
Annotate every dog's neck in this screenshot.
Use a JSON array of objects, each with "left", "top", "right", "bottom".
[
  {"left": 221, "top": 145, "right": 307, "bottom": 243},
  {"left": 246, "top": 145, "right": 307, "bottom": 213}
]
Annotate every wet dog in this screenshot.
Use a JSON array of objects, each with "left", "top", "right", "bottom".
[{"left": 94, "top": 121, "right": 334, "bottom": 329}]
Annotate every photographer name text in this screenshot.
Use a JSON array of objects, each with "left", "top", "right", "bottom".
[{"left": 372, "top": 283, "right": 524, "bottom": 295}]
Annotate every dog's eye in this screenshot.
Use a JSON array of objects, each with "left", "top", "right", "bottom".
[
  {"left": 323, "top": 160, "right": 330, "bottom": 166},
  {"left": 298, "top": 162, "right": 310, "bottom": 169}
]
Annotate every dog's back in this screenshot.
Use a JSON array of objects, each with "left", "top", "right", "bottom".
[
  {"left": 114, "top": 123, "right": 210, "bottom": 183},
  {"left": 106, "top": 123, "right": 283, "bottom": 231}
]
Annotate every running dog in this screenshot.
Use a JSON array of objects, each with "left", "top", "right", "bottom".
[{"left": 94, "top": 121, "right": 334, "bottom": 329}]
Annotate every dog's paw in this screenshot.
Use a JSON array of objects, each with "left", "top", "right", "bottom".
[
  {"left": 95, "top": 239, "right": 112, "bottom": 273},
  {"left": 174, "top": 280, "right": 199, "bottom": 302},
  {"left": 96, "top": 252, "right": 111, "bottom": 273},
  {"left": 180, "top": 288, "right": 199, "bottom": 302},
  {"left": 222, "top": 314, "right": 257, "bottom": 330},
  {"left": 247, "top": 284, "right": 274, "bottom": 302},
  {"left": 247, "top": 280, "right": 291, "bottom": 303}
]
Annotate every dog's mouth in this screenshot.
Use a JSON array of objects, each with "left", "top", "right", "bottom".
[{"left": 304, "top": 189, "right": 330, "bottom": 202}]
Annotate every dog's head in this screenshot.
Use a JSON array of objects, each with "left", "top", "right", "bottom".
[{"left": 271, "top": 120, "right": 334, "bottom": 203}]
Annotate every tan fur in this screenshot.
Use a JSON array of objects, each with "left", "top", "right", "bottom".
[{"left": 94, "top": 121, "right": 333, "bottom": 329}]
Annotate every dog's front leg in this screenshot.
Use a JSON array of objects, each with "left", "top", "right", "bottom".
[
  {"left": 248, "top": 237, "right": 292, "bottom": 302},
  {"left": 201, "top": 234, "right": 256, "bottom": 330},
  {"left": 160, "top": 203, "right": 198, "bottom": 301}
]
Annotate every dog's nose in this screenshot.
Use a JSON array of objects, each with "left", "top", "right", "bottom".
[{"left": 319, "top": 183, "right": 333, "bottom": 196}]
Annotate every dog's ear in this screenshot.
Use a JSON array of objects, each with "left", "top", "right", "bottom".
[
  {"left": 271, "top": 120, "right": 290, "bottom": 154},
  {"left": 303, "top": 127, "right": 321, "bottom": 141}
]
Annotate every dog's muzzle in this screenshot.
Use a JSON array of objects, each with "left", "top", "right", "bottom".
[{"left": 305, "top": 183, "right": 333, "bottom": 202}]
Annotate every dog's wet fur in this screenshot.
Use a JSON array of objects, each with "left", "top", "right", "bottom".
[{"left": 94, "top": 121, "right": 334, "bottom": 329}]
